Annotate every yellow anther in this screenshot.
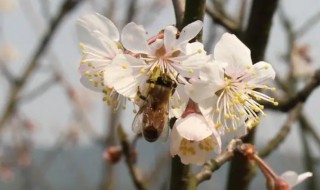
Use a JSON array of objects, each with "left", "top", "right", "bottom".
[
  {"left": 81, "top": 50, "right": 86, "bottom": 55},
  {"left": 88, "top": 62, "right": 93, "bottom": 67},
  {"left": 121, "top": 64, "right": 128, "bottom": 69},
  {"left": 79, "top": 43, "right": 84, "bottom": 49},
  {"left": 197, "top": 49, "right": 202, "bottom": 53},
  {"left": 140, "top": 68, "right": 146, "bottom": 73},
  {"left": 94, "top": 81, "right": 99, "bottom": 87},
  {"left": 85, "top": 71, "right": 90, "bottom": 76},
  {"left": 273, "top": 102, "right": 279, "bottom": 106},
  {"left": 215, "top": 108, "right": 221, "bottom": 113},
  {"left": 122, "top": 105, "right": 126, "bottom": 110},
  {"left": 271, "top": 87, "right": 276, "bottom": 92},
  {"left": 188, "top": 69, "right": 194, "bottom": 74},
  {"left": 215, "top": 122, "right": 222, "bottom": 129},
  {"left": 246, "top": 65, "right": 252, "bottom": 69},
  {"left": 263, "top": 85, "right": 268, "bottom": 89},
  {"left": 150, "top": 83, "right": 155, "bottom": 88},
  {"left": 133, "top": 109, "right": 137, "bottom": 114},
  {"left": 264, "top": 66, "right": 269, "bottom": 70}
]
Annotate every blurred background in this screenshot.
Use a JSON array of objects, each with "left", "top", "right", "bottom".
[{"left": 0, "top": 0, "right": 319, "bottom": 189}]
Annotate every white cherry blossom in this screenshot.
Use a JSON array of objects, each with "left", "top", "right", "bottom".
[
  {"left": 77, "top": 13, "right": 126, "bottom": 111},
  {"left": 170, "top": 113, "right": 221, "bottom": 165},
  {"left": 104, "top": 21, "right": 207, "bottom": 117},
  {"left": 280, "top": 171, "right": 313, "bottom": 188},
  {"left": 186, "top": 33, "right": 277, "bottom": 135}
]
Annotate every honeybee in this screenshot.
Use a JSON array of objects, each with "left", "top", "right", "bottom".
[{"left": 132, "top": 75, "right": 177, "bottom": 142}]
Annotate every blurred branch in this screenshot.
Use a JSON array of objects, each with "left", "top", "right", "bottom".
[
  {"left": 124, "top": 0, "right": 137, "bottom": 24},
  {"left": 19, "top": 75, "right": 58, "bottom": 103},
  {"left": 172, "top": 0, "right": 185, "bottom": 29},
  {"left": 299, "top": 113, "right": 320, "bottom": 145},
  {"left": 194, "top": 139, "right": 242, "bottom": 186},
  {"left": 0, "top": 0, "right": 82, "bottom": 129},
  {"left": 296, "top": 9, "right": 320, "bottom": 37},
  {"left": 181, "top": 0, "right": 206, "bottom": 39},
  {"left": 117, "top": 125, "right": 146, "bottom": 190},
  {"left": 259, "top": 103, "right": 303, "bottom": 158},
  {"left": 0, "top": 63, "right": 16, "bottom": 84},
  {"left": 226, "top": 1, "right": 279, "bottom": 190},
  {"left": 205, "top": 6, "right": 240, "bottom": 34},
  {"left": 299, "top": 118, "right": 318, "bottom": 190},
  {"left": 265, "top": 69, "right": 320, "bottom": 112}
]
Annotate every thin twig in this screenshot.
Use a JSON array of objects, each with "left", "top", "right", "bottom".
[
  {"left": 259, "top": 103, "right": 303, "bottom": 158},
  {"left": 296, "top": 9, "right": 320, "bottom": 37},
  {"left": 195, "top": 139, "right": 242, "bottom": 185},
  {"left": 205, "top": 6, "right": 240, "bottom": 34},
  {"left": 265, "top": 69, "right": 320, "bottom": 112},
  {"left": 117, "top": 125, "right": 146, "bottom": 190}
]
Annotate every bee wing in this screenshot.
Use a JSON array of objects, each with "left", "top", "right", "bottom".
[{"left": 132, "top": 108, "right": 144, "bottom": 134}]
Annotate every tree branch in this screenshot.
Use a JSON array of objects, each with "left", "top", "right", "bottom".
[
  {"left": 259, "top": 103, "right": 302, "bottom": 158},
  {"left": 172, "top": 0, "right": 185, "bottom": 30},
  {"left": 226, "top": 1, "right": 279, "bottom": 190}
]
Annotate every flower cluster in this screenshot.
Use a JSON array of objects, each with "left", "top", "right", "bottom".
[{"left": 77, "top": 13, "right": 277, "bottom": 165}]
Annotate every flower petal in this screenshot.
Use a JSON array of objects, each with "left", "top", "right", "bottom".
[
  {"left": 176, "top": 20, "right": 203, "bottom": 45},
  {"left": 185, "top": 79, "right": 217, "bottom": 103},
  {"left": 77, "top": 13, "right": 119, "bottom": 41},
  {"left": 121, "top": 22, "right": 150, "bottom": 54},
  {"left": 170, "top": 126, "right": 182, "bottom": 156},
  {"left": 174, "top": 113, "right": 212, "bottom": 141},
  {"left": 214, "top": 33, "right": 252, "bottom": 75},
  {"left": 164, "top": 25, "right": 177, "bottom": 52},
  {"left": 104, "top": 54, "right": 144, "bottom": 99},
  {"left": 245, "top": 61, "right": 275, "bottom": 84},
  {"left": 296, "top": 172, "right": 313, "bottom": 186}
]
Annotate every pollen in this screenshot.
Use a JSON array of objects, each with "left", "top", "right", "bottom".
[
  {"left": 79, "top": 43, "right": 84, "bottom": 49},
  {"left": 188, "top": 69, "right": 194, "bottom": 74},
  {"left": 121, "top": 64, "right": 128, "bottom": 69}
]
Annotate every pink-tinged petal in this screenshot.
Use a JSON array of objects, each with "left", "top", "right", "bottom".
[
  {"left": 104, "top": 54, "right": 142, "bottom": 99},
  {"left": 174, "top": 113, "right": 212, "bottom": 141},
  {"left": 177, "top": 20, "right": 203, "bottom": 45},
  {"left": 121, "top": 22, "right": 150, "bottom": 54},
  {"left": 77, "top": 13, "right": 119, "bottom": 41},
  {"left": 214, "top": 33, "right": 252, "bottom": 75},
  {"left": 245, "top": 61, "right": 275, "bottom": 84},
  {"left": 164, "top": 25, "right": 177, "bottom": 52}
]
